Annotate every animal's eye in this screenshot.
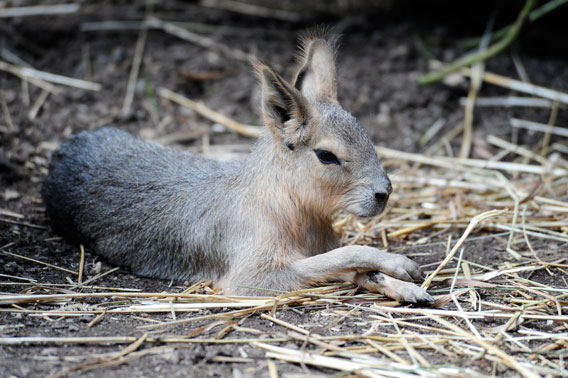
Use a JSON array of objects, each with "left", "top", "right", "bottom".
[{"left": 314, "top": 149, "right": 340, "bottom": 165}]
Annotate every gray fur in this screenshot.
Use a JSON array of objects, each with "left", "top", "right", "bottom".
[{"left": 42, "top": 30, "right": 432, "bottom": 302}]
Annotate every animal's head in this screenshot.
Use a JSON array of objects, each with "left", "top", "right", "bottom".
[{"left": 255, "top": 28, "right": 391, "bottom": 218}]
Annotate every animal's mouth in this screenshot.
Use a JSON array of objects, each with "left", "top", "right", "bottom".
[{"left": 353, "top": 203, "right": 387, "bottom": 218}]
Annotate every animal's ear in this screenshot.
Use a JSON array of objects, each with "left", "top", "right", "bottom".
[
  {"left": 292, "top": 27, "right": 339, "bottom": 103},
  {"left": 254, "top": 59, "right": 311, "bottom": 147}
]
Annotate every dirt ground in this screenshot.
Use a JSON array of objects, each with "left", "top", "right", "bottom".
[{"left": 1, "top": 1, "right": 568, "bottom": 377}]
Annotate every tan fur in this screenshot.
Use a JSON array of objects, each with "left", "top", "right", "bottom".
[
  {"left": 293, "top": 26, "right": 340, "bottom": 103},
  {"left": 43, "top": 28, "right": 433, "bottom": 303}
]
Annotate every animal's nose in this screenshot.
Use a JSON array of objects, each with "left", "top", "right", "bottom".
[
  {"left": 374, "top": 180, "right": 392, "bottom": 205},
  {"left": 374, "top": 191, "right": 390, "bottom": 205}
]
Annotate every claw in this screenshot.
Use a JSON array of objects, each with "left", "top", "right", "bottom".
[
  {"left": 401, "top": 271, "right": 413, "bottom": 282},
  {"left": 410, "top": 266, "right": 424, "bottom": 281}
]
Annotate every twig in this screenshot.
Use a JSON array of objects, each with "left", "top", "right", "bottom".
[
  {"left": 377, "top": 145, "right": 568, "bottom": 176},
  {"left": 512, "top": 49, "right": 531, "bottom": 83},
  {"left": 87, "top": 312, "right": 106, "bottom": 328},
  {"left": 0, "top": 4, "right": 80, "bottom": 18},
  {"left": 386, "top": 313, "right": 429, "bottom": 367},
  {"left": 49, "top": 333, "right": 148, "bottom": 378},
  {"left": 0, "top": 250, "right": 78, "bottom": 276},
  {"left": 498, "top": 172, "right": 524, "bottom": 260},
  {"left": 267, "top": 360, "right": 279, "bottom": 378},
  {"left": 158, "top": 87, "right": 262, "bottom": 137},
  {"left": 0, "top": 336, "right": 291, "bottom": 345},
  {"left": 257, "top": 342, "right": 429, "bottom": 377},
  {"left": 372, "top": 305, "right": 568, "bottom": 322},
  {"left": 459, "top": 16, "right": 492, "bottom": 159},
  {"left": 1, "top": 47, "right": 32, "bottom": 67},
  {"left": 0, "top": 60, "right": 61, "bottom": 94},
  {"left": 121, "top": 28, "right": 148, "bottom": 116},
  {"left": 200, "top": 0, "right": 301, "bottom": 22},
  {"left": 146, "top": 17, "right": 251, "bottom": 62},
  {"left": 418, "top": 118, "right": 445, "bottom": 147},
  {"left": 459, "top": 97, "right": 554, "bottom": 108},
  {"left": 422, "top": 209, "right": 506, "bottom": 289},
  {"left": 0, "top": 218, "right": 47, "bottom": 229},
  {"left": 0, "top": 91, "right": 14, "bottom": 130},
  {"left": 78, "top": 245, "right": 85, "bottom": 286},
  {"left": 20, "top": 80, "right": 30, "bottom": 106},
  {"left": 0, "top": 60, "right": 101, "bottom": 91},
  {"left": 27, "top": 89, "right": 49, "bottom": 120},
  {"left": 486, "top": 223, "right": 568, "bottom": 243},
  {"left": 486, "top": 135, "right": 549, "bottom": 165},
  {"left": 541, "top": 100, "right": 560, "bottom": 154},
  {"left": 0, "top": 292, "right": 273, "bottom": 305},
  {"left": 422, "top": 122, "right": 463, "bottom": 158},
  {"left": 510, "top": 118, "right": 568, "bottom": 138},
  {"left": 461, "top": 69, "right": 568, "bottom": 105},
  {"left": 260, "top": 313, "right": 311, "bottom": 336},
  {"left": 71, "top": 267, "right": 120, "bottom": 289},
  {"left": 420, "top": 311, "right": 540, "bottom": 378},
  {"left": 80, "top": 20, "right": 294, "bottom": 39}
]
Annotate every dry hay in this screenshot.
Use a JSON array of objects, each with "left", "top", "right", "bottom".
[
  {"left": 1, "top": 126, "right": 567, "bottom": 377},
  {"left": 1, "top": 2, "right": 567, "bottom": 376}
]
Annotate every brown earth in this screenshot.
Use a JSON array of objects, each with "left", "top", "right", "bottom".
[{"left": 1, "top": 1, "right": 567, "bottom": 377}]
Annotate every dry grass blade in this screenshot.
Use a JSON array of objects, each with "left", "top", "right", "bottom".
[
  {"left": 0, "top": 60, "right": 61, "bottom": 94},
  {"left": 158, "top": 87, "right": 262, "bottom": 137},
  {"left": 0, "top": 4, "right": 80, "bottom": 18},
  {"left": 49, "top": 333, "right": 148, "bottom": 378},
  {"left": 146, "top": 17, "right": 251, "bottom": 62},
  {"left": 371, "top": 306, "right": 568, "bottom": 322},
  {"left": 459, "top": 96, "right": 554, "bottom": 108},
  {"left": 422, "top": 209, "right": 506, "bottom": 289},
  {"left": 0, "top": 60, "right": 101, "bottom": 91},
  {"left": 0, "top": 90, "right": 15, "bottom": 130},
  {"left": 200, "top": 0, "right": 301, "bottom": 22},
  {"left": 77, "top": 245, "right": 85, "bottom": 286},
  {"left": 510, "top": 118, "right": 568, "bottom": 137},
  {"left": 121, "top": 28, "right": 147, "bottom": 116},
  {"left": 459, "top": 16, "right": 492, "bottom": 159},
  {"left": 486, "top": 135, "right": 549, "bottom": 165},
  {"left": 27, "top": 89, "right": 49, "bottom": 120},
  {"left": 461, "top": 68, "right": 568, "bottom": 105},
  {"left": 0, "top": 336, "right": 291, "bottom": 345},
  {"left": 0, "top": 250, "right": 78, "bottom": 276},
  {"left": 267, "top": 360, "right": 279, "bottom": 378},
  {"left": 420, "top": 311, "right": 540, "bottom": 378},
  {"left": 377, "top": 145, "right": 568, "bottom": 175}
]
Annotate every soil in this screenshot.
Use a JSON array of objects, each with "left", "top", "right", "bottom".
[{"left": 1, "top": 1, "right": 567, "bottom": 377}]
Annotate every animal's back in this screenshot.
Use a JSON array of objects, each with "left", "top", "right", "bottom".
[{"left": 42, "top": 127, "right": 235, "bottom": 280}]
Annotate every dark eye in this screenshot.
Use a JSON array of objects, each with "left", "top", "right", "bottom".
[{"left": 315, "top": 149, "right": 340, "bottom": 165}]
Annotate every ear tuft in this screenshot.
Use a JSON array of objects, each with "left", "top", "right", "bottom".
[
  {"left": 292, "top": 26, "right": 340, "bottom": 103},
  {"left": 296, "top": 25, "right": 340, "bottom": 64}
]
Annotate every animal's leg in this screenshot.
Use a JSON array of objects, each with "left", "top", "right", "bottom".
[
  {"left": 290, "top": 245, "right": 426, "bottom": 292},
  {"left": 344, "top": 271, "right": 433, "bottom": 303}
]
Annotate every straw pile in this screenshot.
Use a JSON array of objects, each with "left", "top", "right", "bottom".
[
  {"left": 1, "top": 1, "right": 567, "bottom": 377},
  {"left": 1, "top": 97, "right": 567, "bottom": 376}
]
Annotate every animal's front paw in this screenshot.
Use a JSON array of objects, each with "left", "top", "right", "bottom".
[
  {"left": 377, "top": 253, "right": 423, "bottom": 282},
  {"left": 367, "top": 271, "right": 433, "bottom": 303}
]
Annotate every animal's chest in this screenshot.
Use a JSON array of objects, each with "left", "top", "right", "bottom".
[{"left": 297, "top": 226, "right": 339, "bottom": 257}]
